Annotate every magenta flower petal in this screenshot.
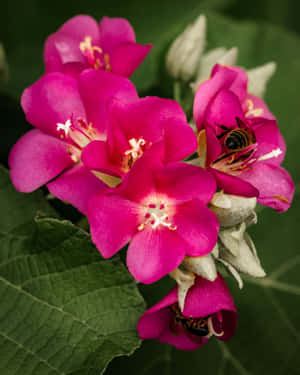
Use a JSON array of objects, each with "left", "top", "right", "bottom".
[
  {"left": 44, "top": 33, "right": 86, "bottom": 73},
  {"left": 88, "top": 193, "right": 140, "bottom": 258},
  {"left": 163, "top": 118, "right": 198, "bottom": 162},
  {"left": 109, "top": 96, "right": 187, "bottom": 137},
  {"left": 9, "top": 129, "right": 74, "bottom": 192},
  {"left": 211, "top": 64, "right": 248, "bottom": 102},
  {"left": 47, "top": 164, "right": 105, "bottom": 214},
  {"left": 183, "top": 275, "right": 237, "bottom": 341},
  {"left": 98, "top": 16, "right": 136, "bottom": 54},
  {"left": 44, "top": 15, "right": 100, "bottom": 73},
  {"left": 137, "top": 288, "right": 178, "bottom": 338},
  {"left": 183, "top": 275, "right": 236, "bottom": 318},
  {"left": 154, "top": 162, "right": 216, "bottom": 204},
  {"left": 21, "top": 73, "right": 86, "bottom": 137},
  {"left": 110, "top": 43, "right": 152, "bottom": 77},
  {"left": 159, "top": 324, "right": 206, "bottom": 350},
  {"left": 60, "top": 15, "right": 100, "bottom": 42},
  {"left": 81, "top": 140, "right": 122, "bottom": 176},
  {"left": 107, "top": 97, "right": 164, "bottom": 145},
  {"left": 251, "top": 119, "right": 286, "bottom": 165},
  {"left": 173, "top": 199, "right": 219, "bottom": 257},
  {"left": 205, "top": 126, "right": 222, "bottom": 166},
  {"left": 206, "top": 89, "right": 244, "bottom": 129},
  {"left": 239, "top": 162, "right": 295, "bottom": 211},
  {"left": 193, "top": 66, "right": 237, "bottom": 129},
  {"left": 78, "top": 69, "right": 138, "bottom": 136},
  {"left": 126, "top": 226, "right": 186, "bottom": 284},
  {"left": 211, "top": 169, "right": 259, "bottom": 197}
]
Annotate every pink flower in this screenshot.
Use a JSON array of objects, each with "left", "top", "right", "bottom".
[
  {"left": 9, "top": 69, "right": 138, "bottom": 213},
  {"left": 87, "top": 144, "right": 219, "bottom": 284},
  {"left": 137, "top": 274, "right": 237, "bottom": 350},
  {"left": 44, "top": 15, "right": 152, "bottom": 78},
  {"left": 193, "top": 64, "right": 294, "bottom": 212},
  {"left": 81, "top": 96, "right": 198, "bottom": 177}
]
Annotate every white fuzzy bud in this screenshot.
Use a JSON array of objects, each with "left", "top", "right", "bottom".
[
  {"left": 166, "top": 15, "right": 206, "bottom": 81},
  {"left": 182, "top": 252, "right": 217, "bottom": 282},
  {"left": 210, "top": 193, "right": 257, "bottom": 228},
  {"left": 169, "top": 268, "right": 195, "bottom": 311},
  {"left": 219, "top": 229, "right": 266, "bottom": 278},
  {"left": 247, "top": 62, "right": 276, "bottom": 98},
  {"left": 0, "top": 44, "right": 9, "bottom": 82}
]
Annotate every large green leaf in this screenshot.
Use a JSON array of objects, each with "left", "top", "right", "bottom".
[
  {"left": 105, "top": 12, "right": 300, "bottom": 375},
  {"left": 0, "top": 168, "right": 145, "bottom": 375}
]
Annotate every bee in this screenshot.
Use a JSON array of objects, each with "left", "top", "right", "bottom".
[
  {"left": 217, "top": 117, "right": 256, "bottom": 151},
  {"left": 169, "top": 303, "right": 209, "bottom": 337}
]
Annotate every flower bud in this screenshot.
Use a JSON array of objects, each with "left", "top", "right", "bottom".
[
  {"left": 209, "top": 192, "right": 257, "bottom": 228},
  {"left": 247, "top": 61, "right": 276, "bottom": 98},
  {"left": 0, "top": 43, "right": 9, "bottom": 82},
  {"left": 182, "top": 253, "right": 217, "bottom": 282},
  {"left": 219, "top": 226, "right": 266, "bottom": 278},
  {"left": 169, "top": 268, "right": 195, "bottom": 311},
  {"left": 166, "top": 14, "right": 206, "bottom": 81}
]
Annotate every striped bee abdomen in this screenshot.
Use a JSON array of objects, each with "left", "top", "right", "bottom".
[{"left": 224, "top": 128, "right": 252, "bottom": 150}]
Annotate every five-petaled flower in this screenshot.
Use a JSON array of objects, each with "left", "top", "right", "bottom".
[
  {"left": 193, "top": 64, "right": 294, "bottom": 212},
  {"left": 87, "top": 144, "right": 219, "bottom": 284},
  {"left": 9, "top": 69, "right": 138, "bottom": 213},
  {"left": 137, "top": 274, "right": 237, "bottom": 350},
  {"left": 44, "top": 15, "right": 152, "bottom": 78},
  {"left": 81, "top": 96, "right": 198, "bottom": 177}
]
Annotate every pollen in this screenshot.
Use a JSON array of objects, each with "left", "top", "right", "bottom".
[
  {"left": 244, "top": 99, "right": 263, "bottom": 118},
  {"left": 124, "top": 138, "right": 147, "bottom": 170},
  {"left": 79, "top": 36, "right": 111, "bottom": 70},
  {"left": 125, "top": 138, "right": 146, "bottom": 159},
  {"left": 56, "top": 119, "right": 72, "bottom": 136}
]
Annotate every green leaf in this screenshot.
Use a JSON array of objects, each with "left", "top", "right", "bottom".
[
  {"left": 105, "top": 13, "right": 300, "bottom": 375},
  {"left": 0, "top": 167, "right": 145, "bottom": 375}
]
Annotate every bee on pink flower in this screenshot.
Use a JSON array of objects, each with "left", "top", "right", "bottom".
[
  {"left": 193, "top": 64, "right": 294, "bottom": 212},
  {"left": 138, "top": 274, "right": 237, "bottom": 350}
]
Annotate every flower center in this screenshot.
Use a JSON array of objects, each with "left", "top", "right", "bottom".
[
  {"left": 138, "top": 199, "right": 177, "bottom": 231},
  {"left": 79, "top": 36, "right": 111, "bottom": 71},
  {"left": 124, "top": 138, "right": 147, "bottom": 171}
]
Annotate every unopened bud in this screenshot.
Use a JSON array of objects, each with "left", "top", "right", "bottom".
[
  {"left": 0, "top": 43, "right": 9, "bottom": 82},
  {"left": 210, "top": 193, "right": 257, "bottom": 228},
  {"left": 182, "top": 253, "right": 217, "bottom": 282},
  {"left": 169, "top": 268, "right": 195, "bottom": 311},
  {"left": 247, "top": 62, "right": 276, "bottom": 98},
  {"left": 219, "top": 224, "right": 266, "bottom": 278},
  {"left": 166, "top": 14, "right": 206, "bottom": 81}
]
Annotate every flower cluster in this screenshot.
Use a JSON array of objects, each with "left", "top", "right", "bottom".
[{"left": 9, "top": 14, "right": 294, "bottom": 350}]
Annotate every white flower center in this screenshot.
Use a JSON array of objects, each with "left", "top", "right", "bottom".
[{"left": 138, "top": 201, "right": 177, "bottom": 231}]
